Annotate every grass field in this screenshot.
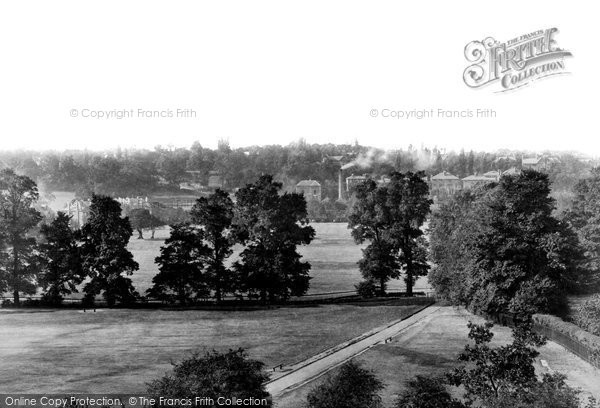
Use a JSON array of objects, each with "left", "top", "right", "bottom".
[
  {"left": 128, "top": 222, "right": 430, "bottom": 297},
  {"left": 0, "top": 304, "right": 422, "bottom": 393}
]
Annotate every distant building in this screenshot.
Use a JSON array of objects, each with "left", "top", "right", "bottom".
[
  {"left": 483, "top": 170, "right": 500, "bottom": 180},
  {"left": 462, "top": 174, "right": 494, "bottom": 190},
  {"left": 208, "top": 170, "right": 224, "bottom": 189},
  {"left": 346, "top": 174, "right": 368, "bottom": 192},
  {"left": 502, "top": 167, "right": 520, "bottom": 176},
  {"left": 295, "top": 179, "right": 322, "bottom": 201},
  {"left": 430, "top": 171, "right": 462, "bottom": 196},
  {"left": 522, "top": 157, "right": 544, "bottom": 170}
]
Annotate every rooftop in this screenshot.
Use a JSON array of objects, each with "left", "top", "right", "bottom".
[
  {"left": 431, "top": 171, "right": 460, "bottom": 180},
  {"left": 296, "top": 179, "right": 321, "bottom": 187}
]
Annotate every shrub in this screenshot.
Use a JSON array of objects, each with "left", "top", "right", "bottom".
[
  {"left": 147, "top": 348, "right": 271, "bottom": 407},
  {"left": 306, "top": 361, "right": 383, "bottom": 408},
  {"left": 395, "top": 375, "right": 465, "bottom": 408},
  {"left": 356, "top": 280, "right": 378, "bottom": 298},
  {"left": 573, "top": 294, "right": 600, "bottom": 336}
]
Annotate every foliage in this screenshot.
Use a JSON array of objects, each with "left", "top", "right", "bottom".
[
  {"left": 147, "top": 348, "right": 271, "bottom": 407},
  {"left": 355, "top": 279, "right": 378, "bottom": 298},
  {"left": 395, "top": 375, "right": 465, "bottom": 408},
  {"left": 573, "top": 294, "right": 600, "bottom": 336},
  {"left": 0, "top": 168, "right": 43, "bottom": 305},
  {"left": 190, "top": 189, "right": 235, "bottom": 301},
  {"left": 447, "top": 321, "right": 546, "bottom": 405},
  {"left": 564, "top": 167, "right": 600, "bottom": 291},
  {"left": 429, "top": 170, "right": 584, "bottom": 317},
  {"left": 348, "top": 172, "right": 431, "bottom": 295},
  {"left": 79, "top": 195, "right": 139, "bottom": 306},
  {"left": 148, "top": 223, "right": 211, "bottom": 305},
  {"left": 233, "top": 175, "right": 315, "bottom": 301},
  {"left": 306, "top": 361, "right": 383, "bottom": 408},
  {"left": 38, "top": 212, "right": 84, "bottom": 305},
  {"left": 128, "top": 208, "right": 165, "bottom": 239}
]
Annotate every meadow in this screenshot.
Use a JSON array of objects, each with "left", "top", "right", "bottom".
[
  {"left": 128, "top": 222, "right": 431, "bottom": 297},
  {"left": 0, "top": 304, "right": 422, "bottom": 393}
]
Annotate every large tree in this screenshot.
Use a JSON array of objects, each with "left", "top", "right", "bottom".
[
  {"left": 233, "top": 175, "right": 315, "bottom": 301},
  {"left": 79, "top": 195, "right": 139, "bottom": 306},
  {"left": 129, "top": 208, "right": 165, "bottom": 239},
  {"left": 39, "top": 212, "right": 84, "bottom": 305},
  {"left": 190, "top": 189, "right": 235, "bottom": 302},
  {"left": 148, "top": 223, "right": 211, "bottom": 305},
  {"left": 564, "top": 166, "right": 600, "bottom": 292},
  {"left": 348, "top": 172, "right": 431, "bottom": 295},
  {"left": 0, "top": 169, "right": 43, "bottom": 306},
  {"left": 429, "top": 170, "right": 583, "bottom": 316}
]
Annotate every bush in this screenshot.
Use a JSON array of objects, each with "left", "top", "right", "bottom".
[
  {"left": 147, "top": 348, "right": 271, "bottom": 407},
  {"left": 306, "top": 361, "right": 383, "bottom": 408},
  {"left": 1, "top": 299, "right": 12, "bottom": 308},
  {"left": 356, "top": 280, "right": 378, "bottom": 298},
  {"left": 573, "top": 294, "right": 600, "bottom": 336},
  {"left": 395, "top": 375, "right": 465, "bottom": 408}
]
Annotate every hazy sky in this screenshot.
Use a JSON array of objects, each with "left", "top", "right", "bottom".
[{"left": 0, "top": 1, "right": 598, "bottom": 154}]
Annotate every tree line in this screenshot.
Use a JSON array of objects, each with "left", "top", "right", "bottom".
[
  {"left": 1, "top": 142, "right": 593, "bottom": 203},
  {"left": 0, "top": 169, "right": 314, "bottom": 306}
]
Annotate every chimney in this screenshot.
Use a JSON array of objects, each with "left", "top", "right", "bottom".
[{"left": 338, "top": 169, "right": 343, "bottom": 201}]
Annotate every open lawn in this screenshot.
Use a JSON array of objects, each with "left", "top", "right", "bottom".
[
  {"left": 0, "top": 304, "right": 422, "bottom": 393},
  {"left": 128, "top": 222, "right": 430, "bottom": 297}
]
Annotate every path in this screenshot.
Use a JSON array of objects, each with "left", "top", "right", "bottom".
[{"left": 266, "top": 305, "right": 440, "bottom": 396}]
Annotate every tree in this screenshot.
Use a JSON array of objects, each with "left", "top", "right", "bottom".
[
  {"left": 79, "top": 195, "right": 139, "bottom": 306},
  {"left": 233, "top": 175, "right": 315, "bottom": 301},
  {"left": 147, "top": 349, "right": 271, "bottom": 407},
  {"left": 129, "top": 208, "right": 164, "bottom": 239},
  {"left": 395, "top": 376, "right": 465, "bottom": 408},
  {"left": 0, "top": 169, "right": 43, "bottom": 306},
  {"left": 190, "top": 189, "right": 235, "bottom": 302},
  {"left": 564, "top": 167, "right": 600, "bottom": 292},
  {"left": 348, "top": 172, "right": 431, "bottom": 296},
  {"left": 306, "top": 361, "right": 383, "bottom": 408},
  {"left": 39, "top": 212, "right": 84, "bottom": 305},
  {"left": 429, "top": 170, "right": 584, "bottom": 317},
  {"left": 447, "top": 321, "right": 587, "bottom": 408},
  {"left": 148, "top": 223, "right": 211, "bottom": 305},
  {"left": 387, "top": 172, "right": 432, "bottom": 296}
]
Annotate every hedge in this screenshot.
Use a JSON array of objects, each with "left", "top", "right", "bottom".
[{"left": 533, "top": 314, "right": 600, "bottom": 368}]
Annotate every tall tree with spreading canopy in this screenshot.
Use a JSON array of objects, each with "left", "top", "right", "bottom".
[
  {"left": 128, "top": 208, "right": 165, "bottom": 239},
  {"left": 190, "top": 189, "right": 235, "bottom": 302},
  {"left": 0, "top": 169, "right": 43, "bottom": 306},
  {"left": 148, "top": 223, "right": 211, "bottom": 304},
  {"left": 564, "top": 166, "right": 600, "bottom": 292},
  {"left": 79, "top": 195, "right": 139, "bottom": 306},
  {"left": 39, "top": 211, "right": 84, "bottom": 305},
  {"left": 429, "top": 170, "right": 584, "bottom": 317},
  {"left": 233, "top": 175, "right": 315, "bottom": 301},
  {"left": 348, "top": 171, "right": 431, "bottom": 295}
]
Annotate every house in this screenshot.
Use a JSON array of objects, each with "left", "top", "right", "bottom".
[
  {"left": 522, "top": 157, "right": 544, "bottom": 170},
  {"left": 502, "top": 167, "right": 520, "bottom": 176},
  {"left": 483, "top": 170, "right": 500, "bottom": 181},
  {"left": 462, "top": 174, "right": 494, "bottom": 190},
  {"left": 208, "top": 170, "right": 224, "bottom": 189},
  {"left": 295, "top": 179, "right": 322, "bottom": 201},
  {"left": 430, "top": 171, "right": 462, "bottom": 196},
  {"left": 346, "top": 174, "right": 368, "bottom": 192}
]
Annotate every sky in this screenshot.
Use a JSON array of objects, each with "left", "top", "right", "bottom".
[{"left": 0, "top": 1, "right": 598, "bottom": 154}]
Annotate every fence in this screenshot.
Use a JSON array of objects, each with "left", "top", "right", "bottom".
[{"left": 483, "top": 311, "right": 600, "bottom": 370}]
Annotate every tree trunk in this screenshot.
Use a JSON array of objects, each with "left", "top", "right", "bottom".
[
  {"left": 406, "top": 270, "right": 413, "bottom": 297},
  {"left": 13, "top": 247, "right": 20, "bottom": 306},
  {"left": 151, "top": 229, "right": 155, "bottom": 239},
  {"left": 380, "top": 277, "right": 386, "bottom": 296},
  {"left": 137, "top": 228, "right": 144, "bottom": 239},
  {"left": 13, "top": 290, "right": 20, "bottom": 307}
]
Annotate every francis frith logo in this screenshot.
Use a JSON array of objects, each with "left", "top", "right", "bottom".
[{"left": 463, "top": 28, "right": 572, "bottom": 92}]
